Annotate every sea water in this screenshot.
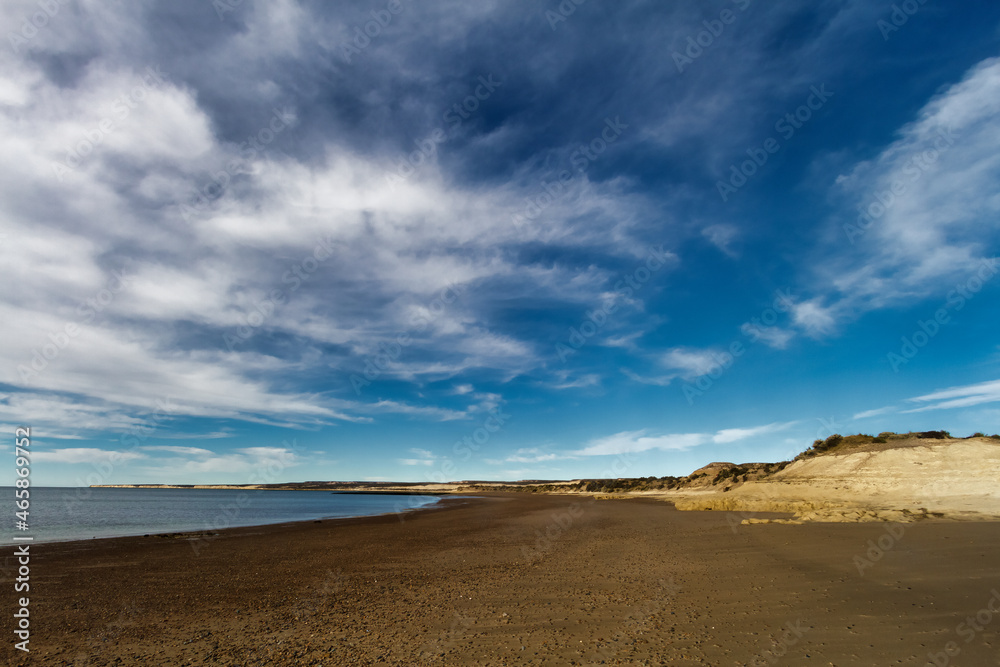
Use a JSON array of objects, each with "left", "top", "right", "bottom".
[{"left": 0, "top": 487, "right": 440, "bottom": 545}]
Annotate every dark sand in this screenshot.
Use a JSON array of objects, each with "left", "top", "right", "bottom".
[{"left": 5, "top": 494, "right": 999, "bottom": 665}]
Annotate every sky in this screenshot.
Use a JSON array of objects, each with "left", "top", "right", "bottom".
[{"left": 1, "top": 0, "right": 999, "bottom": 487}]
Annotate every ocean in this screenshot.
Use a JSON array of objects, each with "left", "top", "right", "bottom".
[{"left": 1, "top": 487, "right": 441, "bottom": 545}]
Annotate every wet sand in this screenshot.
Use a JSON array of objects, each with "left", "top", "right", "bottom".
[{"left": 5, "top": 493, "right": 999, "bottom": 665}]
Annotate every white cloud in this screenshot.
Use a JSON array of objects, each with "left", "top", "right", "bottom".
[
  {"left": 603, "top": 331, "right": 644, "bottom": 349},
  {"left": 398, "top": 447, "right": 437, "bottom": 466},
  {"left": 577, "top": 421, "right": 798, "bottom": 456},
  {"left": 0, "top": 2, "right": 699, "bottom": 444},
  {"left": 702, "top": 224, "right": 739, "bottom": 257},
  {"left": 790, "top": 299, "right": 837, "bottom": 337},
  {"left": 752, "top": 326, "right": 794, "bottom": 350},
  {"left": 504, "top": 448, "right": 563, "bottom": 463},
  {"left": 620, "top": 368, "right": 674, "bottom": 386},
  {"left": 365, "top": 400, "right": 471, "bottom": 422},
  {"left": 0, "top": 40, "right": 661, "bottom": 439},
  {"left": 903, "top": 379, "right": 1000, "bottom": 413},
  {"left": 712, "top": 421, "right": 797, "bottom": 444},
  {"left": 546, "top": 373, "right": 601, "bottom": 390},
  {"left": 852, "top": 405, "right": 896, "bottom": 420},
  {"left": 157, "top": 430, "right": 235, "bottom": 440},
  {"left": 576, "top": 431, "right": 708, "bottom": 456},
  {"left": 130, "top": 445, "right": 300, "bottom": 477},
  {"left": 140, "top": 445, "right": 215, "bottom": 456},
  {"left": 32, "top": 448, "right": 146, "bottom": 465},
  {"left": 0, "top": 392, "right": 167, "bottom": 439},
  {"left": 660, "top": 347, "right": 726, "bottom": 379},
  {"left": 825, "top": 56, "right": 1000, "bottom": 313}
]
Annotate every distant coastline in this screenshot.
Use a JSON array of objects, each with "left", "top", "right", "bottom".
[
  {"left": 92, "top": 431, "right": 1000, "bottom": 523},
  {"left": 90, "top": 484, "right": 455, "bottom": 496},
  {"left": 88, "top": 481, "right": 472, "bottom": 494}
]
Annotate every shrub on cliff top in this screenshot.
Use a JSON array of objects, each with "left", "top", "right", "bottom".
[{"left": 814, "top": 434, "right": 843, "bottom": 452}]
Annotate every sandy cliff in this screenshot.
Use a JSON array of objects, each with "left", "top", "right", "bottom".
[{"left": 667, "top": 436, "right": 1000, "bottom": 522}]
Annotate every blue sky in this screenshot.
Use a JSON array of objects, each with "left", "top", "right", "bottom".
[{"left": 2, "top": 0, "right": 999, "bottom": 486}]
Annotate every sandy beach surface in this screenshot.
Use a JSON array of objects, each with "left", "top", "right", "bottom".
[{"left": 6, "top": 493, "right": 1000, "bottom": 666}]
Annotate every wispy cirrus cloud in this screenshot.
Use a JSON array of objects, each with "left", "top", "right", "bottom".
[
  {"left": 576, "top": 421, "right": 797, "bottom": 456},
  {"left": 140, "top": 445, "right": 215, "bottom": 456},
  {"left": 620, "top": 368, "right": 674, "bottom": 387},
  {"left": 398, "top": 448, "right": 437, "bottom": 466},
  {"left": 818, "top": 56, "right": 1000, "bottom": 320},
  {"left": 502, "top": 448, "right": 564, "bottom": 464},
  {"left": 852, "top": 405, "right": 897, "bottom": 420},
  {"left": 902, "top": 379, "right": 1000, "bottom": 413},
  {"left": 660, "top": 348, "right": 725, "bottom": 379},
  {"left": 31, "top": 448, "right": 147, "bottom": 465},
  {"left": 702, "top": 224, "right": 740, "bottom": 258},
  {"left": 576, "top": 431, "right": 707, "bottom": 457}
]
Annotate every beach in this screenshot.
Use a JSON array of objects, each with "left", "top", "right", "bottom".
[{"left": 7, "top": 493, "right": 1000, "bottom": 665}]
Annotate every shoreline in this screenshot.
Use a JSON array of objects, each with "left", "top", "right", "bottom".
[
  {"left": 8, "top": 492, "right": 1000, "bottom": 665},
  {"left": 23, "top": 493, "right": 479, "bottom": 550},
  {"left": 3, "top": 491, "right": 457, "bottom": 549}
]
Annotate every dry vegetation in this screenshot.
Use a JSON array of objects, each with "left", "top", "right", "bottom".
[
  {"left": 460, "top": 431, "right": 1000, "bottom": 495},
  {"left": 794, "top": 430, "right": 1000, "bottom": 459}
]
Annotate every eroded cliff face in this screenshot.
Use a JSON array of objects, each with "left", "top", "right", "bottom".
[{"left": 668, "top": 437, "right": 1000, "bottom": 522}]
